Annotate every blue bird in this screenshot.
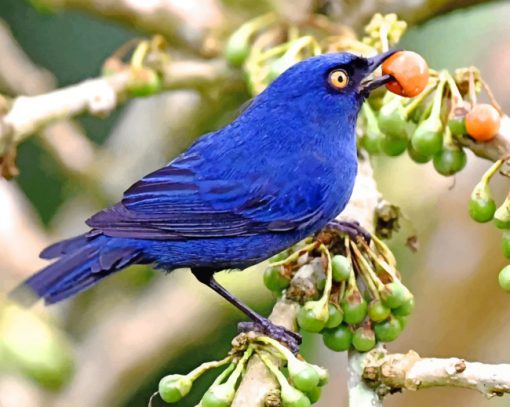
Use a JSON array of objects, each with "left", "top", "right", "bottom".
[{"left": 10, "top": 50, "right": 397, "bottom": 348}]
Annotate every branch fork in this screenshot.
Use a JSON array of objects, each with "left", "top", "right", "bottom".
[{"left": 362, "top": 348, "right": 510, "bottom": 398}]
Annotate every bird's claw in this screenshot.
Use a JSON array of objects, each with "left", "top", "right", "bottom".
[
  {"left": 324, "top": 219, "right": 371, "bottom": 243},
  {"left": 238, "top": 319, "right": 302, "bottom": 353}
]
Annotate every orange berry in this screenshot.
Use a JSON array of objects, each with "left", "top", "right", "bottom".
[
  {"left": 382, "top": 51, "right": 429, "bottom": 97},
  {"left": 465, "top": 103, "right": 501, "bottom": 142}
]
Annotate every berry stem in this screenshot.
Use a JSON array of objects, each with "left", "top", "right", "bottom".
[
  {"left": 242, "top": 12, "right": 277, "bottom": 36},
  {"left": 357, "top": 239, "right": 400, "bottom": 282},
  {"left": 318, "top": 243, "right": 334, "bottom": 308},
  {"left": 223, "top": 346, "right": 254, "bottom": 388},
  {"left": 187, "top": 355, "right": 234, "bottom": 382},
  {"left": 370, "top": 235, "right": 397, "bottom": 267},
  {"left": 468, "top": 68, "right": 477, "bottom": 106},
  {"left": 257, "top": 350, "right": 292, "bottom": 389},
  {"left": 349, "top": 241, "right": 384, "bottom": 296},
  {"left": 270, "top": 241, "right": 319, "bottom": 267},
  {"left": 211, "top": 362, "right": 236, "bottom": 386},
  {"left": 481, "top": 159, "right": 505, "bottom": 186},
  {"left": 255, "top": 335, "right": 294, "bottom": 361},
  {"left": 281, "top": 36, "right": 317, "bottom": 62},
  {"left": 480, "top": 79, "right": 504, "bottom": 116},
  {"left": 444, "top": 71, "right": 463, "bottom": 106},
  {"left": 361, "top": 102, "right": 379, "bottom": 132},
  {"left": 430, "top": 72, "right": 447, "bottom": 120},
  {"left": 443, "top": 124, "right": 454, "bottom": 146},
  {"left": 402, "top": 79, "right": 438, "bottom": 117},
  {"left": 418, "top": 98, "right": 434, "bottom": 122},
  {"left": 130, "top": 40, "right": 149, "bottom": 69}
]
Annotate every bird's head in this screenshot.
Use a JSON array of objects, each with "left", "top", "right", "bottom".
[{"left": 258, "top": 50, "right": 398, "bottom": 124}]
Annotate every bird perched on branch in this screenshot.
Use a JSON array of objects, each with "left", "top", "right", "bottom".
[{"left": 10, "top": 50, "right": 397, "bottom": 350}]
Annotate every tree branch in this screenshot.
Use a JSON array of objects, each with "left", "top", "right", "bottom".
[
  {"left": 0, "top": 18, "right": 97, "bottom": 177},
  {"left": 33, "top": 0, "right": 227, "bottom": 52},
  {"left": 363, "top": 348, "right": 510, "bottom": 398},
  {"left": 0, "top": 58, "right": 241, "bottom": 155}
]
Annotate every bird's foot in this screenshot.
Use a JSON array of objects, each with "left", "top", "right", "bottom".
[
  {"left": 324, "top": 219, "right": 371, "bottom": 243},
  {"left": 238, "top": 319, "right": 302, "bottom": 353}
]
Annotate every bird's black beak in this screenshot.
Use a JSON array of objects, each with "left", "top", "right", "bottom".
[{"left": 359, "top": 49, "right": 400, "bottom": 95}]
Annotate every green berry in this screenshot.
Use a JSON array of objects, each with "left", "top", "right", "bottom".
[
  {"left": 322, "top": 324, "right": 352, "bottom": 352},
  {"left": 469, "top": 197, "right": 496, "bottom": 223},
  {"left": 325, "top": 303, "right": 343, "bottom": 328},
  {"left": 380, "top": 282, "right": 411, "bottom": 309},
  {"left": 224, "top": 28, "right": 251, "bottom": 67},
  {"left": 494, "top": 198, "right": 510, "bottom": 230},
  {"left": 448, "top": 115, "right": 467, "bottom": 135},
  {"left": 498, "top": 265, "right": 510, "bottom": 292},
  {"left": 407, "top": 144, "right": 431, "bottom": 164},
  {"left": 263, "top": 266, "right": 290, "bottom": 292},
  {"left": 281, "top": 385, "right": 311, "bottom": 407},
  {"left": 378, "top": 99, "right": 408, "bottom": 139},
  {"left": 380, "top": 134, "right": 408, "bottom": 156},
  {"left": 502, "top": 231, "right": 510, "bottom": 259},
  {"left": 408, "top": 105, "right": 425, "bottom": 123},
  {"left": 289, "top": 363, "right": 320, "bottom": 393},
  {"left": 392, "top": 296, "right": 415, "bottom": 316},
  {"left": 433, "top": 146, "right": 467, "bottom": 176},
  {"left": 495, "top": 218, "right": 510, "bottom": 230},
  {"left": 374, "top": 317, "right": 402, "bottom": 342},
  {"left": 367, "top": 87, "right": 385, "bottom": 111},
  {"left": 201, "top": 383, "right": 235, "bottom": 407},
  {"left": 304, "top": 386, "right": 322, "bottom": 404},
  {"left": 352, "top": 327, "right": 376, "bottom": 352},
  {"left": 331, "top": 255, "right": 351, "bottom": 282},
  {"left": 341, "top": 294, "right": 368, "bottom": 325},
  {"left": 159, "top": 374, "right": 192, "bottom": 403},
  {"left": 396, "top": 315, "right": 409, "bottom": 330},
  {"left": 127, "top": 69, "right": 162, "bottom": 97},
  {"left": 361, "top": 128, "right": 382, "bottom": 155},
  {"left": 297, "top": 305, "right": 327, "bottom": 333},
  {"left": 469, "top": 182, "right": 496, "bottom": 223},
  {"left": 411, "top": 118, "right": 443, "bottom": 157},
  {"left": 368, "top": 300, "right": 391, "bottom": 322},
  {"left": 311, "top": 365, "right": 329, "bottom": 386}
]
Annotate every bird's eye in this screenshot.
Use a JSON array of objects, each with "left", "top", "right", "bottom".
[{"left": 328, "top": 69, "right": 349, "bottom": 90}]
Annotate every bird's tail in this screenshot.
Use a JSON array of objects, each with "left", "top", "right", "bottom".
[{"left": 9, "top": 231, "right": 145, "bottom": 306}]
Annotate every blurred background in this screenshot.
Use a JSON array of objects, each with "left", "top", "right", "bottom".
[{"left": 0, "top": 1, "right": 509, "bottom": 406}]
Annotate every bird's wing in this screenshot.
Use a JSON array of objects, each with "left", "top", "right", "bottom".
[{"left": 86, "top": 147, "right": 329, "bottom": 240}]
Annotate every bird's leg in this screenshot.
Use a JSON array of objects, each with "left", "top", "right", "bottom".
[
  {"left": 324, "top": 219, "right": 371, "bottom": 243},
  {"left": 191, "top": 268, "right": 302, "bottom": 353}
]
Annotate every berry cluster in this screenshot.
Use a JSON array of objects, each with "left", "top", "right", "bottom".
[
  {"left": 465, "top": 158, "right": 510, "bottom": 291},
  {"left": 264, "top": 231, "right": 413, "bottom": 353},
  {"left": 155, "top": 334, "right": 328, "bottom": 406},
  {"left": 361, "top": 66, "right": 503, "bottom": 175}
]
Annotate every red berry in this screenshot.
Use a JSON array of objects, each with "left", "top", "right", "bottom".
[
  {"left": 382, "top": 51, "right": 429, "bottom": 97},
  {"left": 465, "top": 104, "right": 500, "bottom": 142}
]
